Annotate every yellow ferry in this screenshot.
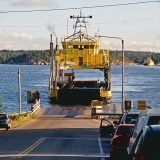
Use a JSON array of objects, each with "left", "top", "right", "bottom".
[
  {"left": 48, "top": 11, "right": 112, "bottom": 104},
  {"left": 143, "top": 58, "right": 154, "bottom": 66}
]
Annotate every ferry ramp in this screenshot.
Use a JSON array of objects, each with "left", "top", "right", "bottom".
[{"left": 35, "top": 107, "right": 92, "bottom": 118}]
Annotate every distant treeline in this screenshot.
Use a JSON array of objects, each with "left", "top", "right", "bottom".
[
  {"left": 0, "top": 49, "right": 160, "bottom": 64},
  {"left": 0, "top": 50, "right": 50, "bottom": 64},
  {"left": 110, "top": 50, "right": 160, "bottom": 64}
]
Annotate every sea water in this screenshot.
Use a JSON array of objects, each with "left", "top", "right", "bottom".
[{"left": 0, "top": 64, "right": 160, "bottom": 113}]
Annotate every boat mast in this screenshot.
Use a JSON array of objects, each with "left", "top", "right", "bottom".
[{"left": 70, "top": 11, "right": 92, "bottom": 40}]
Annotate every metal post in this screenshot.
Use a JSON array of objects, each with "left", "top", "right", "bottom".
[
  {"left": 122, "top": 40, "right": 124, "bottom": 114},
  {"left": 18, "top": 69, "right": 21, "bottom": 114},
  {"left": 67, "top": 18, "right": 68, "bottom": 37},
  {"left": 98, "top": 35, "right": 125, "bottom": 114}
]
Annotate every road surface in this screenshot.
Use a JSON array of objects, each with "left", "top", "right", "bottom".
[{"left": 0, "top": 107, "right": 111, "bottom": 160}]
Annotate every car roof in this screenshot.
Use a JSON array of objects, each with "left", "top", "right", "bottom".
[
  {"left": 118, "top": 124, "right": 135, "bottom": 127},
  {"left": 126, "top": 112, "right": 140, "bottom": 114},
  {"left": 140, "top": 108, "right": 160, "bottom": 116},
  {"left": 146, "top": 125, "right": 160, "bottom": 133}
]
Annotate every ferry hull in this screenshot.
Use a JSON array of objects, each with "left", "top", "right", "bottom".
[{"left": 49, "top": 88, "right": 104, "bottom": 104}]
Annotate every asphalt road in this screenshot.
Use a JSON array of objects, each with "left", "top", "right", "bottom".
[{"left": 0, "top": 107, "right": 111, "bottom": 160}]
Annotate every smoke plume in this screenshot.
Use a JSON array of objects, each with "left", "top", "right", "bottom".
[{"left": 46, "top": 22, "right": 57, "bottom": 38}]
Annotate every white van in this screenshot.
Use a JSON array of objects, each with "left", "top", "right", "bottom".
[{"left": 127, "top": 108, "right": 160, "bottom": 155}]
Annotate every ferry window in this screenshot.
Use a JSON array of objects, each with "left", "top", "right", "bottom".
[
  {"left": 90, "top": 45, "right": 94, "bottom": 49},
  {"left": 73, "top": 45, "right": 78, "bottom": 49},
  {"left": 63, "top": 45, "right": 66, "bottom": 49},
  {"left": 84, "top": 45, "right": 89, "bottom": 49},
  {"left": 79, "top": 45, "right": 84, "bottom": 50},
  {"left": 68, "top": 45, "right": 73, "bottom": 49},
  {"left": 100, "top": 50, "right": 103, "bottom": 53}
]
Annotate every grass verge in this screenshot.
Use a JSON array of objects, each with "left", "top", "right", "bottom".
[{"left": 9, "top": 112, "right": 34, "bottom": 124}]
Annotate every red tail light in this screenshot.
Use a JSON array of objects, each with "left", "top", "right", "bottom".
[
  {"left": 111, "top": 136, "right": 130, "bottom": 146},
  {"left": 140, "top": 153, "right": 144, "bottom": 160}
]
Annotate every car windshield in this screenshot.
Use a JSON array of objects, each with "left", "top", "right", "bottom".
[
  {"left": 0, "top": 114, "right": 7, "bottom": 120},
  {"left": 125, "top": 114, "right": 139, "bottom": 124},
  {"left": 117, "top": 126, "right": 134, "bottom": 136}
]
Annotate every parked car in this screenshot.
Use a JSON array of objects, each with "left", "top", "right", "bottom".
[
  {"left": 128, "top": 108, "right": 160, "bottom": 155},
  {"left": 113, "top": 111, "right": 139, "bottom": 126},
  {"left": 110, "top": 124, "right": 135, "bottom": 159},
  {"left": 128, "top": 125, "right": 160, "bottom": 160},
  {"left": 100, "top": 111, "right": 139, "bottom": 137},
  {"left": 0, "top": 113, "right": 11, "bottom": 130}
]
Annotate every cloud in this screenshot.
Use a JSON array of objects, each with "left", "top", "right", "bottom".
[
  {"left": 125, "top": 41, "right": 160, "bottom": 52},
  {"left": 1, "top": 29, "right": 160, "bottom": 52},
  {"left": 0, "top": 30, "right": 49, "bottom": 50},
  {"left": 156, "top": 34, "right": 160, "bottom": 39},
  {"left": 7, "top": 0, "right": 57, "bottom": 7},
  {"left": 102, "top": 40, "right": 160, "bottom": 52}
]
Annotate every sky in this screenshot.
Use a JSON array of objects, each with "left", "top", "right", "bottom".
[{"left": 0, "top": 0, "right": 160, "bottom": 52}]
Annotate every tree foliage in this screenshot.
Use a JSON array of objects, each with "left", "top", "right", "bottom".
[
  {"left": 0, "top": 49, "right": 160, "bottom": 64},
  {"left": 0, "top": 50, "right": 50, "bottom": 64}
]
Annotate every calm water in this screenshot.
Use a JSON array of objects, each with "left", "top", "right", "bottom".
[{"left": 0, "top": 64, "right": 160, "bottom": 113}]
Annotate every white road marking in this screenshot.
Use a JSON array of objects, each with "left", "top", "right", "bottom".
[
  {"left": 98, "top": 137, "right": 106, "bottom": 160},
  {"left": 4, "top": 137, "right": 110, "bottom": 159}
]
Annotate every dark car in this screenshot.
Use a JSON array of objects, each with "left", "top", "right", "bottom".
[
  {"left": 110, "top": 124, "right": 135, "bottom": 159},
  {"left": 128, "top": 125, "right": 160, "bottom": 160},
  {"left": 0, "top": 113, "right": 11, "bottom": 130}
]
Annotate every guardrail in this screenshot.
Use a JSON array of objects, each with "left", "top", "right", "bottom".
[
  {"left": 8, "top": 101, "right": 40, "bottom": 117},
  {"left": 91, "top": 112, "right": 122, "bottom": 119},
  {"left": 91, "top": 106, "right": 122, "bottom": 119},
  {"left": 31, "top": 101, "right": 40, "bottom": 113}
]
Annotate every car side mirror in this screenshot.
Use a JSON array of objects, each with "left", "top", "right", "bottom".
[{"left": 113, "top": 121, "right": 118, "bottom": 125}]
